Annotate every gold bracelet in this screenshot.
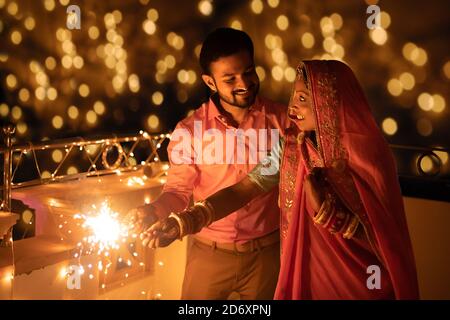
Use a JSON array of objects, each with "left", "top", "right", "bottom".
[
  {"left": 193, "top": 200, "right": 215, "bottom": 226},
  {"left": 168, "top": 212, "right": 184, "bottom": 240},
  {"left": 343, "top": 215, "right": 359, "bottom": 239},
  {"left": 313, "top": 198, "right": 332, "bottom": 225}
]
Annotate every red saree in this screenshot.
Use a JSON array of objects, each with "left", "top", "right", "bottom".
[{"left": 275, "top": 60, "right": 419, "bottom": 299}]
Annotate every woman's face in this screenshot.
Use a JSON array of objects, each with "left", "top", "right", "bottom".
[{"left": 288, "top": 77, "right": 316, "bottom": 132}]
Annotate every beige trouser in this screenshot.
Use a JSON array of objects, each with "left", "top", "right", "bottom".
[{"left": 181, "top": 232, "right": 280, "bottom": 300}]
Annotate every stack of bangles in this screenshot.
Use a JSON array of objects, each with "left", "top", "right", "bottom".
[
  {"left": 168, "top": 200, "right": 215, "bottom": 240},
  {"left": 312, "top": 195, "right": 360, "bottom": 239}
]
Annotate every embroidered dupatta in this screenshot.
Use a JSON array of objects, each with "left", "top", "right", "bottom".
[{"left": 275, "top": 60, "right": 419, "bottom": 299}]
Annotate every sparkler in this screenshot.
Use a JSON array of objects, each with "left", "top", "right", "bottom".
[{"left": 57, "top": 200, "right": 147, "bottom": 291}]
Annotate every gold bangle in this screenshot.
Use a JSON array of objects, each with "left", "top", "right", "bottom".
[
  {"left": 313, "top": 198, "right": 332, "bottom": 225},
  {"left": 343, "top": 215, "right": 359, "bottom": 239},
  {"left": 168, "top": 212, "right": 184, "bottom": 240},
  {"left": 193, "top": 200, "right": 215, "bottom": 226}
]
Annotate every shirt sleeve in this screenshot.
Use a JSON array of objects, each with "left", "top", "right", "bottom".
[
  {"left": 152, "top": 122, "right": 199, "bottom": 214},
  {"left": 247, "top": 136, "right": 284, "bottom": 192}
]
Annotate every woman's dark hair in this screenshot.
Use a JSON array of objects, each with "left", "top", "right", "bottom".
[{"left": 199, "top": 28, "right": 254, "bottom": 75}]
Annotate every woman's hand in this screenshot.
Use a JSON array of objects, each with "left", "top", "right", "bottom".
[
  {"left": 304, "top": 168, "right": 327, "bottom": 213},
  {"left": 140, "top": 217, "right": 180, "bottom": 249},
  {"left": 125, "top": 205, "right": 158, "bottom": 235}
]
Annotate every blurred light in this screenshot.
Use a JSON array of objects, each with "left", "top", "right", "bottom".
[
  {"left": 443, "top": 61, "right": 450, "bottom": 80},
  {"left": 387, "top": 79, "right": 402, "bottom": 96},
  {"left": 86, "top": 110, "right": 98, "bottom": 125},
  {"left": 250, "top": 0, "right": 263, "bottom": 14},
  {"left": 267, "top": 0, "right": 279, "bottom": 8},
  {"left": 419, "top": 156, "right": 434, "bottom": 173},
  {"left": 380, "top": 11, "right": 391, "bottom": 29},
  {"left": 79, "top": 84, "right": 90, "bottom": 97},
  {"left": 11, "top": 106, "right": 22, "bottom": 120},
  {"left": 194, "top": 44, "right": 202, "bottom": 58},
  {"left": 45, "top": 56, "right": 57, "bottom": 70},
  {"left": 330, "top": 13, "right": 343, "bottom": 30},
  {"left": 6, "top": 74, "right": 17, "bottom": 89},
  {"left": 47, "top": 87, "right": 58, "bottom": 100},
  {"left": 0, "top": 103, "right": 9, "bottom": 117},
  {"left": 19, "top": 88, "right": 30, "bottom": 102},
  {"left": 112, "top": 10, "right": 122, "bottom": 24},
  {"left": 399, "top": 72, "right": 415, "bottom": 90},
  {"left": 271, "top": 48, "right": 287, "bottom": 66},
  {"left": 17, "top": 122, "right": 27, "bottom": 135},
  {"left": 73, "top": 56, "right": 84, "bottom": 69},
  {"left": 52, "top": 115, "right": 64, "bottom": 129},
  {"left": 152, "top": 91, "right": 164, "bottom": 105},
  {"left": 187, "top": 70, "right": 197, "bottom": 84},
  {"left": 35, "top": 87, "right": 46, "bottom": 100},
  {"left": 416, "top": 118, "right": 433, "bottom": 136},
  {"left": 198, "top": 0, "right": 213, "bottom": 16},
  {"left": 156, "top": 60, "right": 167, "bottom": 73},
  {"left": 44, "top": 0, "right": 55, "bottom": 11},
  {"left": 276, "top": 15, "right": 289, "bottom": 31},
  {"left": 67, "top": 166, "right": 78, "bottom": 175},
  {"left": 432, "top": 94, "right": 446, "bottom": 113},
  {"left": 320, "top": 17, "right": 334, "bottom": 36},
  {"left": 323, "top": 37, "right": 336, "bottom": 53},
  {"left": 94, "top": 101, "right": 106, "bottom": 115},
  {"left": 68, "top": 105, "right": 79, "bottom": 119},
  {"left": 165, "top": 55, "right": 176, "bottom": 68},
  {"left": 128, "top": 74, "right": 140, "bottom": 93},
  {"left": 52, "top": 149, "right": 63, "bottom": 162},
  {"left": 412, "top": 48, "right": 427, "bottom": 66},
  {"left": 301, "top": 32, "right": 315, "bottom": 49},
  {"left": 417, "top": 93, "right": 433, "bottom": 111},
  {"left": 284, "top": 67, "right": 296, "bottom": 82},
  {"left": 62, "top": 55, "right": 72, "bottom": 69},
  {"left": 382, "top": 117, "right": 397, "bottom": 135},
  {"left": 256, "top": 66, "right": 266, "bottom": 81},
  {"left": 230, "top": 20, "right": 242, "bottom": 30},
  {"left": 88, "top": 26, "right": 100, "bottom": 40},
  {"left": 331, "top": 44, "right": 345, "bottom": 59},
  {"left": 370, "top": 28, "right": 388, "bottom": 46},
  {"left": 403, "top": 43, "right": 417, "bottom": 60},
  {"left": 11, "top": 30, "right": 22, "bottom": 45},
  {"left": 147, "top": 8, "right": 159, "bottom": 21},
  {"left": 143, "top": 20, "right": 156, "bottom": 35},
  {"left": 41, "top": 171, "right": 51, "bottom": 179},
  {"left": 24, "top": 17, "right": 36, "bottom": 30},
  {"left": 435, "top": 151, "right": 449, "bottom": 165},
  {"left": 0, "top": 54, "right": 8, "bottom": 62},
  {"left": 7, "top": 2, "right": 18, "bottom": 15},
  {"left": 177, "top": 69, "right": 189, "bottom": 83},
  {"left": 104, "top": 13, "right": 115, "bottom": 29},
  {"left": 22, "top": 210, "right": 33, "bottom": 224},
  {"left": 271, "top": 66, "right": 284, "bottom": 81},
  {"left": 147, "top": 114, "right": 160, "bottom": 130}
]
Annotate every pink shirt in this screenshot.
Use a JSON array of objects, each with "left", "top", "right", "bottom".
[{"left": 153, "top": 96, "right": 288, "bottom": 243}]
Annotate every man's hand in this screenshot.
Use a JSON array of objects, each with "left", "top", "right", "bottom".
[
  {"left": 125, "top": 205, "right": 158, "bottom": 235},
  {"left": 140, "top": 217, "right": 180, "bottom": 249},
  {"left": 304, "top": 168, "right": 327, "bottom": 213}
]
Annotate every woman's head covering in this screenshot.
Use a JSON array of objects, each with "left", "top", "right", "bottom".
[{"left": 297, "top": 60, "right": 419, "bottom": 299}]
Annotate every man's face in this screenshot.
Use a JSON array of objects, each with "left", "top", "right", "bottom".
[{"left": 202, "top": 50, "right": 259, "bottom": 109}]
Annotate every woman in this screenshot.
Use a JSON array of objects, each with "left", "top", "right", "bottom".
[{"left": 141, "top": 60, "right": 419, "bottom": 299}]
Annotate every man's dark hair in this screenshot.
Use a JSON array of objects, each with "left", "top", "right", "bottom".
[{"left": 199, "top": 28, "right": 254, "bottom": 75}]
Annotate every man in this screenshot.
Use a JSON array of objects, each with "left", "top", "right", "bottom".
[{"left": 130, "top": 28, "right": 287, "bottom": 299}]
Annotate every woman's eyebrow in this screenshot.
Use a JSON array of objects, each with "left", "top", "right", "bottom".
[{"left": 295, "top": 90, "right": 310, "bottom": 95}]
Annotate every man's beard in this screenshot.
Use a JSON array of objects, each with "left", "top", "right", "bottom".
[{"left": 217, "top": 83, "right": 259, "bottom": 109}]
